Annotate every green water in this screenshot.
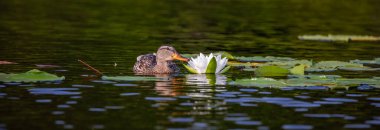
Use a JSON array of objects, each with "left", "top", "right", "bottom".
[{"left": 1, "top": 0, "right": 380, "bottom": 129}]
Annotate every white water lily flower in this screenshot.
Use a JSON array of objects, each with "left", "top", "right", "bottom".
[{"left": 184, "top": 53, "right": 230, "bottom": 74}]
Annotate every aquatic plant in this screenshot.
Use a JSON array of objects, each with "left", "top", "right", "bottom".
[
  {"left": 184, "top": 53, "right": 230, "bottom": 74},
  {"left": 0, "top": 69, "right": 64, "bottom": 82}
]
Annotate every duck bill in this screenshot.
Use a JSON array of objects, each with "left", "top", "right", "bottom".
[{"left": 172, "top": 54, "right": 189, "bottom": 62}]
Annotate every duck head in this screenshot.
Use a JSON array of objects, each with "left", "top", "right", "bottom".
[{"left": 156, "top": 45, "right": 189, "bottom": 62}]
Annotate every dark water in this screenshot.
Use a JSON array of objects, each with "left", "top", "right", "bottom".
[{"left": 1, "top": 0, "right": 380, "bottom": 129}]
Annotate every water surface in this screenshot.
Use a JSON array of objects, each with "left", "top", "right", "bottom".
[{"left": 1, "top": 0, "right": 380, "bottom": 129}]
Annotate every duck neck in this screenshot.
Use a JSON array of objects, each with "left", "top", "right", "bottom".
[{"left": 155, "top": 59, "right": 171, "bottom": 73}]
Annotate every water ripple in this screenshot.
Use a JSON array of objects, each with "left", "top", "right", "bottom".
[
  {"left": 282, "top": 124, "right": 313, "bottom": 130},
  {"left": 29, "top": 88, "right": 81, "bottom": 95}
]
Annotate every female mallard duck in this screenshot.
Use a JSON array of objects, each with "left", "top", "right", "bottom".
[{"left": 133, "top": 45, "right": 189, "bottom": 74}]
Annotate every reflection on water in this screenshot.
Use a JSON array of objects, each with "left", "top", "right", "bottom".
[
  {"left": 186, "top": 74, "right": 227, "bottom": 86},
  {"left": 1, "top": 0, "right": 380, "bottom": 129}
]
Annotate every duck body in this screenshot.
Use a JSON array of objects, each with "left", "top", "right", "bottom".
[
  {"left": 133, "top": 54, "right": 179, "bottom": 74},
  {"left": 133, "top": 46, "right": 188, "bottom": 74}
]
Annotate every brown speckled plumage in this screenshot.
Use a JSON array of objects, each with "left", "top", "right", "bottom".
[{"left": 133, "top": 46, "right": 187, "bottom": 74}]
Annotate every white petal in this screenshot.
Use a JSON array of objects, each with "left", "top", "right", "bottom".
[
  {"left": 187, "top": 53, "right": 228, "bottom": 74},
  {"left": 215, "top": 55, "right": 228, "bottom": 73}
]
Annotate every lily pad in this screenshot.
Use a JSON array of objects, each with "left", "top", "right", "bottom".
[
  {"left": 289, "top": 64, "right": 306, "bottom": 75},
  {"left": 227, "top": 61, "right": 262, "bottom": 67},
  {"left": 235, "top": 56, "right": 295, "bottom": 62},
  {"left": 215, "top": 51, "right": 235, "bottom": 59},
  {"left": 255, "top": 66, "right": 289, "bottom": 77},
  {"left": 230, "top": 75, "right": 379, "bottom": 89},
  {"left": 0, "top": 69, "right": 65, "bottom": 82},
  {"left": 259, "top": 60, "right": 313, "bottom": 69},
  {"left": 286, "top": 78, "right": 338, "bottom": 88},
  {"left": 229, "top": 78, "right": 287, "bottom": 88},
  {"left": 242, "top": 66, "right": 256, "bottom": 71},
  {"left": 338, "top": 66, "right": 380, "bottom": 71},
  {"left": 183, "top": 64, "right": 198, "bottom": 74},
  {"left": 337, "top": 78, "right": 380, "bottom": 87},
  {"left": 350, "top": 58, "right": 380, "bottom": 65},
  {"left": 101, "top": 76, "right": 165, "bottom": 81},
  {"left": 288, "top": 74, "right": 342, "bottom": 79},
  {"left": 306, "top": 61, "right": 364, "bottom": 72},
  {"left": 220, "top": 66, "right": 231, "bottom": 73}
]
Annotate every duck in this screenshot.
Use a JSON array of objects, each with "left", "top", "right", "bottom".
[{"left": 133, "top": 45, "right": 189, "bottom": 74}]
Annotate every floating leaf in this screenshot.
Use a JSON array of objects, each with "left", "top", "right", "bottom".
[
  {"left": 220, "top": 66, "right": 231, "bottom": 74},
  {"left": 288, "top": 74, "right": 342, "bottom": 79},
  {"left": 289, "top": 64, "right": 305, "bottom": 75},
  {"left": 242, "top": 66, "right": 256, "bottom": 71},
  {"left": 183, "top": 64, "right": 198, "bottom": 74},
  {"left": 337, "top": 78, "right": 380, "bottom": 86},
  {"left": 230, "top": 75, "right": 379, "bottom": 89},
  {"left": 235, "top": 56, "right": 295, "bottom": 62},
  {"left": 205, "top": 57, "right": 217, "bottom": 73},
  {"left": 350, "top": 58, "right": 380, "bottom": 65},
  {"left": 305, "top": 68, "right": 337, "bottom": 72},
  {"left": 338, "top": 66, "right": 380, "bottom": 71},
  {"left": 259, "top": 60, "right": 312, "bottom": 69},
  {"left": 298, "top": 35, "right": 380, "bottom": 42},
  {"left": 0, "top": 69, "right": 65, "bottom": 82},
  {"left": 286, "top": 78, "right": 337, "bottom": 88},
  {"left": 101, "top": 76, "right": 165, "bottom": 81},
  {"left": 227, "top": 61, "right": 262, "bottom": 67},
  {"left": 255, "top": 66, "right": 289, "bottom": 77},
  {"left": 215, "top": 51, "right": 235, "bottom": 59},
  {"left": 229, "top": 78, "right": 287, "bottom": 88},
  {"left": 306, "top": 61, "right": 364, "bottom": 72}
]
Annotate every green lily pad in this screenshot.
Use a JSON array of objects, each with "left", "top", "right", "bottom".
[
  {"left": 235, "top": 56, "right": 295, "bottom": 62},
  {"left": 230, "top": 75, "right": 379, "bottom": 89},
  {"left": 219, "top": 66, "right": 231, "bottom": 74},
  {"left": 286, "top": 78, "right": 337, "bottom": 88},
  {"left": 215, "top": 51, "right": 235, "bottom": 60},
  {"left": 227, "top": 61, "right": 261, "bottom": 67},
  {"left": 183, "top": 64, "right": 198, "bottom": 74},
  {"left": 229, "top": 78, "right": 287, "bottom": 88},
  {"left": 242, "top": 66, "right": 256, "bottom": 71},
  {"left": 338, "top": 66, "right": 380, "bottom": 71},
  {"left": 305, "top": 68, "right": 337, "bottom": 72},
  {"left": 255, "top": 66, "right": 289, "bottom": 76},
  {"left": 350, "top": 58, "right": 380, "bottom": 65},
  {"left": 259, "top": 60, "right": 313, "bottom": 69},
  {"left": 306, "top": 61, "right": 364, "bottom": 72},
  {"left": 101, "top": 76, "right": 164, "bottom": 81},
  {"left": 288, "top": 74, "right": 342, "bottom": 79},
  {"left": 336, "top": 78, "right": 380, "bottom": 86},
  {"left": 206, "top": 57, "right": 217, "bottom": 73},
  {"left": 289, "top": 64, "right": 305, "bottom": 75},
  {"left": 0, "top": 69, "right": 65, "bottom": 82}
]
